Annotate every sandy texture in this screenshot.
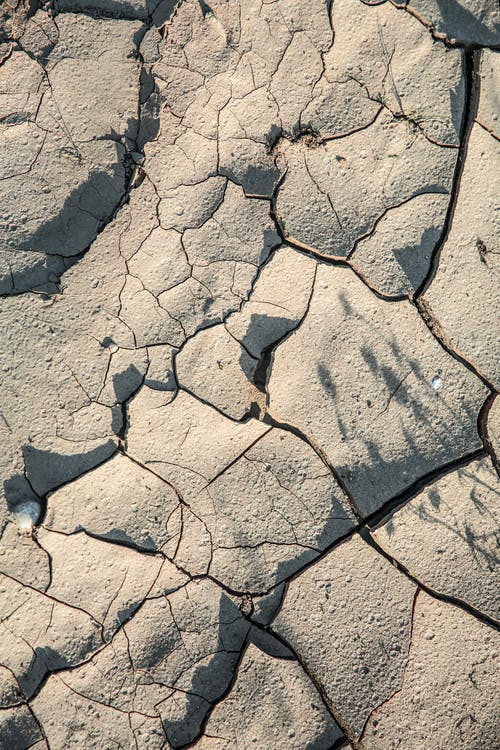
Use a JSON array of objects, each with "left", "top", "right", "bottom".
[{"left": 0, "top": 1, "right": 498, "bottom": 748}]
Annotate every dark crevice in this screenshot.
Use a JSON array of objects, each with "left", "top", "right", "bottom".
[
  {"left": 364, "top": 447, "right": 486, "bottom": 530},
  {"left": 240, "top": 448, "right": 488, "bottom": 612},
  {"left": 252, "top": 342, "right": 275, "bottom": 393},
  {"left": 116, "top": 359, "right": 149, "bottom": 445},
  {"left": 478, "top": 392, "right": 499, "bottom": 476},
  {"left": 388, "top": 1, "right": 500, "bottom": 52},
  {"left": 332, "top": 738, "right": 353, "bottom": 750}
]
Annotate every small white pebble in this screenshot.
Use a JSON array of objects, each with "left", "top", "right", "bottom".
[
  {"left": 431, "top": 375, "right": 442, "bottom": 391},
  {"left": 13, "top": 501, "right": 41, "bottom": 530}
]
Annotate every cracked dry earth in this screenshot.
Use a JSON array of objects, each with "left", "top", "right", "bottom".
[{"left": 0, "top": 1, "right": 499, "bottom": 749}]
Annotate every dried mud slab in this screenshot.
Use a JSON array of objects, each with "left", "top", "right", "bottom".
[
  {"left": 274, "top": 0, "right": 464, "bottom": 281},
  {"left": 0, "top": 520, "right": 50, "bottom": 590},
  {"left": 422, "top": 50, "right": 500, "bottom": 388},
  {"left": 44, "top": 451, "right": 180, "bottom": 550},
  {"left": 36, "top": 528, "right": 164, "bottom": 637},
  {"left": 476, "top": 49, "right": 500, "bottom": 139},
  {"left": 225, "top": 245, "right": 317, "bottom": 358},
  {"left": 0, "top": 14, "right": 141, "bottom": 291},
  {"left": 350, "top": 191, "right": 450, "bottom": 297},
  {"left": 200, "top": 428, "right": 356, "bottom": 592},
  {"left": 372, "top": 455, "right": 500, "bottom": 621},
  {"left": 0, "top": 572, "right": 102, "bottom": 702},
  {"left": 361, "top": 592, "right": 499, "bottom": 749},
  {"left": 0, "top": 215, "right": 133, "bottom": 516},
  {"left": 125, "top": 388, "right": 356, "bottom": 591},
  {"left": 273, "top": 535, "right": 418, "bottom": 742},
  {"left": 275, "top": 114, "right": 457, "bottom": 264},
  {"left": 191, "top": 644, "right": 344, "bottom": 749},
  {"left": 31, "top": 578, "right": 250, "bottom": 749},
  {"left": 175, "top": 324, "right": 261, "bottom": 420},
  {"left": 31, "top": 672, "right": 166, "bottom": 750},
  {"left": 268, "top": 263, "right": 488, "bottom": 516},
  {"left": 274, "top": 540, "right": 499, "bottom": 749}
]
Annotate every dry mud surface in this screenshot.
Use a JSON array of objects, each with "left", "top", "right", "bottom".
[{"left": 0, "top": 1, "right": 499, "bottom": 748}]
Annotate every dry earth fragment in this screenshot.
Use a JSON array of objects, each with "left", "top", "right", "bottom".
[
  {"left": 0, "top": 0, "right": 498, "bottom": 746},
  {"left": 422, "top": 50, "right": 500, "bottom": 388},
  {"left": 126, "top": 386, "right": 356, "bottom": 591},
  {"left": 476, "top": 49, "right": 500, "bottom": 139},
  {"left": 191, "top": 643, "right": 344, "bottom": 749},
  {"left": 175, "top": 324, "right": 260, "bottom": 420},
  {"left": 0, "top": 573, "right": 102, "bottom": 703},
  {"left": 486, "top": 395, "right": 500, "bottom": 465},
  {"left": 36, "top": 528, "right": 164, "bottom": 637},
  {"left": 200, "top": 427, "right": 356, "bottom": 592},
  {"left": 361, "top": 592, "right": 500, "bottom": 749},
  {"left": 0, "top": 14, "right": 141, "bottom": 290},
  {"left": 0, "top": 521, "right": 50, "bottom": 590},
  {"left": 350, "top": 192, "right": 451, "bottom": 297},
  {"left": 390, "top": 0, "right": 500, "bottom": 47},
  {"left": 44, "top": 452, "right": 180, "bottom": 551},
  {"left": 274, "top": 0, "right": 464, "bottom": 274},
  {"left": 372, "top": 455, "right": 500, "bottom": 621},
  {"left": 268, "top": 263, "right": 488, "bottom": 515},
  {"left": 275, "top": 114, "right": 457, "bottom": 261},
  {"left": 273, "top": 534, "right": 417, "bottom": 741},
  {"left": 225, "top": 245, "right": 317, "bottom": 358},
  {"left": 31, "top": 578, "right": 250, "bottom": 749}
]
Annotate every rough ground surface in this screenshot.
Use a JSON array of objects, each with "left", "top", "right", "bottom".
[{"left": 0, "top": 1, "right": 498, "bottom": 748}]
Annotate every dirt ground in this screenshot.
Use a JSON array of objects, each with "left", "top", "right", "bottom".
[{"left": 0, "top": 1, "right": 498, "bottom": 748}]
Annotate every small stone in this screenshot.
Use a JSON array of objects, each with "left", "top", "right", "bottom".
[
  {"left": 12, "top": 501, "right": 41, "bottom": 530},
  {"left": 431, "top": 375, "right": 442, "bottom": 391}
]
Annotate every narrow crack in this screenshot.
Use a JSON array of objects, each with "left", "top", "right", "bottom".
[
  {"left": 357, "top": 587, "right": 421, "bottom": 744},
  {"left": 415, "top": 296, "right": 496, "bottom": 390},
  {"left": 478, "top": 392, "right": 499, "bottom": 476}
]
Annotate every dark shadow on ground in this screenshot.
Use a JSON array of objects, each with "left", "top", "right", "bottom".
[
  {"left": 162, "top": 594, "right": 249, "bottom": 748},
  {"left": 22, "top": 441, "right": 117, "bottom": 497}
]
